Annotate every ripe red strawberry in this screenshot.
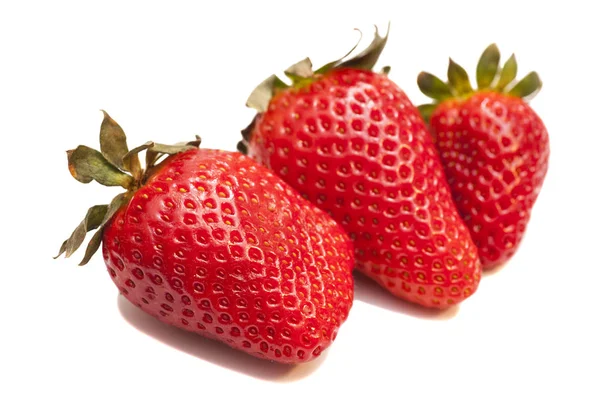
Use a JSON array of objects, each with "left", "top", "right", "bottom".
[
  {"left": 56, "top": 112, "right": 354, "bottom": 363},
  {"left": 417, "top": 45, "right": 550, "bottom": 269},
  {"left": 239, "top": 28, "right": 481, "bottom": 309}
]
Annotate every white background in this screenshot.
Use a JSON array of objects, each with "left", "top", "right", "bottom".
[{"left": 1, "top": 1, "right": 599, "bottom": 399}]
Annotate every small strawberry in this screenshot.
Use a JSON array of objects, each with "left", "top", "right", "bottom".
[
  {"left": 417, "top": 45, "right": 549, "bottom": 269},
  {"left": 239, "top": 28, "right": 481, "bottom": 309},
  {"left": 56, "top": 112, "right": 354, "bottom": 363}
]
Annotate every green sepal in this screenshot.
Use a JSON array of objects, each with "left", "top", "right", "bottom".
[
  {"left": 417, "top": 44, "right": 541, "bottom": 106},
  {"left": 124, "top": 141, "right": 154, "bottom": 171},
  {"left": 152, "top": 136, "right": 202, "bottom": 153},
  {"left": 78, "top": 193, "right": 128, "bottom": 266},
  {"left": 381, "top": 66, "right": 391, "bottom": 75},
  {"left": 238, "top": 114, "right": 258, "bottom": 156},
  {"left": 246, "top": 24, "right": 390, "bottom": 115},
  {"left": 418, "top": 104, "right": 438, "bottom": 124},
  {"left": 447, "top": 58, "right": 473, "bottom": 96},
  {"left": 314, "top": 30, "right": 362, "bottom": 75},
  {"left": 99, "top": 110, "right": 136, "bottom": 174},
  {"left": 55, "top": 204, "right": 109, "bottom": 259},
  {"left": 123, "top": 137, "right": 201, "bottom": 172},
  {"left": 57, "top": 193, "right": 128, "bottom": 266},
  {"left": 287, "top": 25, "right": 389, "bottom": 79},
  {"left": 237, "top": 141, "right": 248, "bottom": 155},
  {"left": 417, "top": 72, "right": 453, "bottom": 101},
  {"left": 495, "top": 54, "right": 518, "bottom": 91},
  {"left": 145, "top": 148, "right": 162, "bottom": 172},
  {"left": 476, "top": 44, "right": 500, "bottom": 89},
  {"left": 59, "top": 110, "right": 204, "bottom": 266},
  {"left": 336, "top": 23, "right": 390, "bottom": 71},
  {"left": 246, "top": 75, "right": 288, "bottom": 113},
  {"left": 507, "top": 71, "right": 542, "bottom": 99},
  {"left": 147, "top": 139, "right": 201, "bottom": 169},
  {"left": 67, "top": 145, "right": 133, "bottom": 189},
  {"left": 78, "top": 228, "right": 104, "bottom": 266},
  {"left": 284, "top": 57, "right": 314, "bottom": 81}
]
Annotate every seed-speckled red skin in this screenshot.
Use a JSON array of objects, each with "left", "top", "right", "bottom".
[
  {"left": 102, "top": 149, "right": 354, "bottom": 364},
  {"left": 246, "top": 68, "right": 481, "bottom": 308},
  {"left": 429, "top": 92, "right": 549, "bottom": 269}
]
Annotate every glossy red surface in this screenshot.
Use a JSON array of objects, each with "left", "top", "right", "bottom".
[
  {"left": 429, "top": 92, "right": 549, "bottom": 268},
  {"left": 247, "top": 68, "right": 481, "bottom": 308},
  {"left": 102, "top": 149, "right": 354, "bottom": 363}
]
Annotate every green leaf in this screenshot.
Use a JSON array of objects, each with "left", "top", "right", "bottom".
[
  {"left": 99, "top": 110, "right": 132, "bottom": 171},
  {"left": 123, "top": 138, "right": 201, "bottom": 171},
  {"left": 477, "top": 44, "right": 500, "bottom": 89},
  {"left": 447, "top": 58, "right": 473, "bottom": 96},
  {"left": 78, "top": 228, "right": 104, "bottom": 266},
  {"left": 148, "top": 141, "right": 200, "bottom": 155},
  {"left": 79, "top": 193, "right": 128, "bottom": 266},
  {"left": 123, "top": 141, "right": 153, "bottom": 171},
  {"left": 284, "top": 57, "right": 314, "bottom": 81},
  {"left": 381, "top": 66, "right": 391, "bottom": 75},
  {"left": 55, "top": 205, "right": 109, "bottom": 259},
  {"left": 417, "top": 72, "right": 452, "bottom": 101},
  {"left": 337, "top": 23, "right": 390, "bottom": 71},
  {"left": 67, "top": 145, "right": 133, "bottom": 188},
  {"left": 315, "top": 29, "right": 363, "bottom": 74},
  {"left": 496, "top": 54, "right": 518, "bottom": 91},
  {"left": 145, "top": 148, "right": 162, "bottom": 170},
  {"left": 418, "top": 104, "right": 438, "bottom": 124},
  {"left": 246, "top": 74, "right": 288, "bottom": 113},
  {"left": 103, "top": 193, "right": 127, "bottom": 225},
  {"left": 508, "top": 71, "right": 542, "bottom": 100}
]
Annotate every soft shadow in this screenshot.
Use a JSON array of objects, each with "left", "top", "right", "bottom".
[
  {"left": 353, "top": 272, "right": 459, "bottom": 320},
  {"left": 117, "top": 295, "right": 326, "bottom": 382}
]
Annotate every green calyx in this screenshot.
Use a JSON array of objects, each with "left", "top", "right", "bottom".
[
  {"left": 240, "top": 24, "right": 390, "bottom": 155},
  {"left": 55, "top": 111, "right": 201, "bottom": 265},
  {"left": 417, "top": 44, "right": 542, "bottom": 122},
  {"left": 245, "top": 24, "right": 391, "bottom": 115}
]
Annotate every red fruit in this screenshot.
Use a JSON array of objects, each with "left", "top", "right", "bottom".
[
  {"left": 239, "top": 28, "right": 481, "bottom": 309},
  {"left": 56, "top": 112, "right": 354, "bottom": 363},
  {"left": 417, "top": 45, "right": 549, "bottom": 269}
]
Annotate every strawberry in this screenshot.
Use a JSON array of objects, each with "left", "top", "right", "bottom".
[
  {"left": 238, "top": 28, "right": 481, "bottom": 309},
  {"left": 417, "top": 44, "right": 550, "bottom": 269},
  {"left": 56, "top": 112, "right": 355, "bottom": 363}
]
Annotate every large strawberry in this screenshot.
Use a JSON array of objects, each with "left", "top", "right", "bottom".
[
  {"left": 56, "top": 112, "right": 354, "bottom": 363},
  {"left": 238, "top": 28, "right": 481, "bottom": 309},
  {"left": 417, "top": 45, "right": 550, "bottom": 269}
]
